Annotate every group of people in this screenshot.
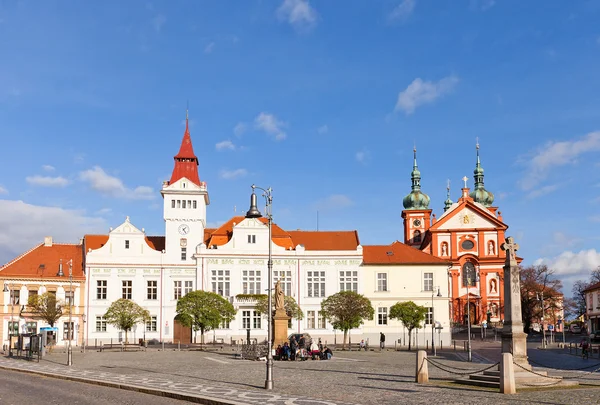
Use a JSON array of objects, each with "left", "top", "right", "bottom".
[{"left": 275, "top": 335, "right": 333, "bottom": 361}]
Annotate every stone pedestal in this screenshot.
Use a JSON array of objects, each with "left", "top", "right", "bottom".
[{"left": 273, "top": 309, "right": 290, "bottom": 347}]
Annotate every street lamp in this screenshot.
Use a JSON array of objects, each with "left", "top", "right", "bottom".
[
  {"left": 431, "top": 286, "right": 442, "bottom": 356},
  {"left": 58, "top": 259, "right": 74, "bottom": 365},
  {"left": 537, "top": 291, "right": 546, "bottom": 349},
  {"left": 465, "top": 264, "right": 479, "bottom": 362},
  {"left": 246, "top": 184, "right": 274, "bottom": 390},
  {"left": 3, "top": 282, "right": 15, "bottom": 357}
]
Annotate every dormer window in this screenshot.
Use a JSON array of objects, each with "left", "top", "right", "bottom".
[
  {"left": 177, "top": 200, "right": 181, "bottom": 208},
  {"left": 193, "top": 200, "right": 197, "bottom": 209},
  {"left": 171, "top": 200, "right": 175, "bottom": 208},
  {"left": 125, "top": 240, "right": 130, "bottom": 249},
  {"left": 182, "top": 200, "right": 187, "bottom": 209},
  {"left": 182, "top": 182, "right": 186, "bottom": 188},
  {"left": 248, "top": 235, "right": 256, "bottom": 244}
]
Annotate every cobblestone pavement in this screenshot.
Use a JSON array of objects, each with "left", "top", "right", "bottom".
[{"left": 3, "top": 344, "right": 600, "bottom": 405}]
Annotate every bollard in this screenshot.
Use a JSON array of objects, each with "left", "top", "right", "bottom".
[
  {"left": 162, "top": 341, "right": 165, "bottom": 352},
  {"left": 178, "top": 341, "right": 181, "bottom": 351},
  {"left": 464, "top": 341, "right": 466, "bottom": 351},
  {"left": 440, "top": 340, "right": 443, "bottom": 350},
  {"left": 453, "top": 340, "right": 456, "bottom": 351},
  {"left": 426, "top": 340, "right": 429, "bottom": 351},
  {"left": 415, "top": 350, "right": 429, "bottom": 383},
  {"left": 500, "top": 352, "right": 516, "bottom": 394}
]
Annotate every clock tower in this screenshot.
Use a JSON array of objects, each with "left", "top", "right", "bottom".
[
  {"left": 161, "top": 111, "right": 210, "bottom": 263},
  {"left": 401, "top": 148, "right": 432, "bottom": 248}
]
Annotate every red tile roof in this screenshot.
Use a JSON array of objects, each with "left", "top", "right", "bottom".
[
  {"left": 583, "top": 281, "right": 600, "bottom": 293},
  {"left": 205, "top": 216, "right": 360, "bottom": 251},
  {"left": 83, "top": 235, "right": 165, "bottom": 252},
  {"left": 363, "top": 241, "right": 451, "bottom": 265},
  {"left": 0, "top": 241, "right": 85, "bottom": 280},
  {"left": 169, "top": 116, "right": 201, "bottom": 186}
]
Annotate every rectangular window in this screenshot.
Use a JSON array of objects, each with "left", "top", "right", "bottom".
[
  {"left": 307, "top": 271, "right": 326, "bottom": 297},
  {"left": 378, "top": 307, "right": 388, "bottom": 325},
  {"left": 125, "top": 240, "right": 130, "bottom": 249},
  {"left": 318, "top": 312, "right": 326, "bottom": 329},
  {"left": 182, "top": 200, "right": 186, "bottom": 209},
  {"left": 220, "top": 319, "right": 230, "bottom": 329},
  {"left": 247, "top": 234, "right": 256, "bottom": 244},
  {"left": 242, "top": 270, "right": 261, "bottom": 295},
  {"left": 8, "top": 321, "right": 19, "bottom": 335},
  {"left": 187, "top": 200, "right": 191, "bottom": 208},
  {"left": 181, "top": 247, "right": 187, "bottom": 261},
  {"left": 10, "top": 290, "right": 20, "bottom": 305},
  {"left": 212, "top": 270, "right": 230, "bottom": 297},
  {"left": 174, "top": 281, "right": 182, "bottom": 300},
  {"left": 177, "top": 200, "right": 181, "bottom": 208},
  {"left": 171, "top": 200, "right": 175, "bottom": 208},
  {"left": 28, "top": 290, "right": 38, "bottom": 300},
  {"left": 307, "top": 310, "right": 315, "bottom": 329},
  {"left": 339, "top": 271, "right": 358, "bottom": 293},
  {"left": 26, "top": 321, "right": 37, "bottom": 334},
  {"left": 122, "top": 280, "right": 132, "bottom": 299},
  {"left": 193, "top": 200, "right": 197, "bottom": 209},
  {"left": 147, "top": 280, "right": 158, "bottom": 300},
  {"left": 184, "top": 281, "right": 193, "bottom": 295},
  {"left": 146, "top": 316, "right": 157, "bottom": 332},
  {"left": 424, "top": 273, "right": 433, "bottom": 292},
  {"left": 274, "top": 270, "right": 293, "bottom": 296},
  {"left": 63, "top": 322, "right": 74, "bottom": 340},
  {"left": 377, "top": 273, "right": 387, "bottom": 292},
  {"left": 95, "top": 316, "right": 107, "bottom": 332},
  {"left": 65, "top": 290, "right": 74, "bottom": 306},
  {"left": 96, "top": 280, "right": 107, "bottom": 300},
  {"left": 252, "top": 311, "right": 261, "bottom": 329},
  {"left": 242, "top": 310, "right": 251, "bottom": 329},
  {"left": 425, "top": 307, "right": 433, "bottom": 325}
]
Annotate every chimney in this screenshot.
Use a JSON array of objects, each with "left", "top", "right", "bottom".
[{"left": 44, "top": 236, "right": 53, "bottom": 247}]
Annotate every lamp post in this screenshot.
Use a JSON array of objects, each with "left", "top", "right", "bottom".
[
  {"left": 58, "top": 259, "right": 73, "bottom": 365},
  {"left": 431, "top": 286, "right": 441, "bottom": 356},
  {"left": 466, "top": 266, "right": 479, "bottom": 363},
  {"left": 247, "top": 184, "right": 274, "bottom": 390},
  {"left": 3, "top": 282, "right": 14, "bottom": 357},
  {"left": 537, "top": 291, "right": 546, "bottom": 349}
]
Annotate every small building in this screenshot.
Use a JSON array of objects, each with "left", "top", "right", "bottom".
[
  {"left": 1, "top": 237, "right": 85, "bottom": 348},
  {"left": 584, "top": 282, "right": 600, "bottom": 335}
]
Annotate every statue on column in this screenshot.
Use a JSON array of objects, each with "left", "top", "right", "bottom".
[{"left": 275, "top": 280, "right": 285, "bottom": 311}]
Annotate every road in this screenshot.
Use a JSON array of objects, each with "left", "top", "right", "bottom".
[{"left": 0, "top": 368, "right": 186, "bottom": 405}]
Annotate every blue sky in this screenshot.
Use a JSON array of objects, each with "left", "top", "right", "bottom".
[{"left": 1, "top": 0, "right": 600, "bottom": 295}]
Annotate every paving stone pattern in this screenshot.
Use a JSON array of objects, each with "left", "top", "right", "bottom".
[{"left": 3, "top": 343, "right": 600, "bottom": 405}]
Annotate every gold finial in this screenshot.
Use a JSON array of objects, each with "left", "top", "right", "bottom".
[
  {"left": 476, "top": 136, "right": 480, "bottom": 150},
  {"left": 447, "top": 179, "right": 450, "bottom": 191}
]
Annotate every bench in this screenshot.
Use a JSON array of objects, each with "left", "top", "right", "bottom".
[{"left": 100, "top": 343, "right": 144, "bottom": 352}]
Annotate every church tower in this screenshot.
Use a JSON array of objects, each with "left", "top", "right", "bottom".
[
  {"left": 469, "top": 141, "right": 494, "bottom": 208},
  {"left": 401, "top": 148, "right": 432, "bottom": 248},
  {"left": 161, "top": 112, "right": 210, "bottom": 263}
]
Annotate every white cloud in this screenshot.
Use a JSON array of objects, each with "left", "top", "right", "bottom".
[
  {"left": 219, "top": 169, "right": 248, "bottom": 180},
  {"left": 233, "top": 122, "right": 247, "bottom": 137},
  {"left": 276, "top": 0, "right": 317, "bottom": 31},
  {"left": 533, "top": 249, "right": 600, "bottom": 282},
  {"left": 204, "top": 42, "right": 215, "bottom": 54},
  {"left": 0, "top": 200, "right": 107, "bottom": 265},
  {"left": 216, "top": 140, "right": 236, "bottom": 151},
  {"left": 0, "top": 186, "right": 7, "bottom": 195},
  {"left": 526, "top": 184, "right": 559, "bottom": 199},
  {"left": 42, "top": 165, "right": 55, "bottom": 172},
  {"left": 519, "top": 131, "right": 600, "bottom": 190},
  {"left": 317, "top": 125, "right": 329, "bottom": 134},
  {"left": 355, "top": 150, "right": 370, "bottom": 164},
  {"left": 26, "top": 175, "right": 70, "bottom": 188},
  {"left": 152, "top": 14, "right": 166, "bottom": 32},
  {"left": 395, "top": 75, "right": 459, "bottom": 115},
  {"left": 389, "top": 0, "right": 415, "bottom": 22},
  {"left": 313, "top": 194, "right": 354, "bottom": 211},
  {"left": 79, "top": 166, "right": 155, "bottom": 200},
  {"left": 470, "top": 0, "right": 495, "bottom": 11},
  {"left": 95, "top": 208, "right": 112, "bottom": 215},
  {"left": 254, "top": 112, "right": 287, "bottom": 141}
]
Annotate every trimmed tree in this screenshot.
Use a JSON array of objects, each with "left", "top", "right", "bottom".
[
  {"left": 28, "top": 292, "right": 64, "bottom": 327},
  {"left": 103, "top": 299, "right": 150, "bottom": 343},
  {"left": 320, "top": 291, "right": 374, "bottom": 349},
  {"left": 389, "top": 301, "right": 428, "bottom": 351},
  {"left": 176, "top": 290, "right": 236, "bottom": 346},
  {"left": 254, "top": 294, "right": 304, "bottom": 321}
]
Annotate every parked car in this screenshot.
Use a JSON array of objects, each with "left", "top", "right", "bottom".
[{"left": 570, "top": 324, "right": 582, "bottom": 334}]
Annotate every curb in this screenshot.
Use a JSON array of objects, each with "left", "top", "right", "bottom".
[{"left": 0, "top": 363, "right": 249, "bottom": 405}]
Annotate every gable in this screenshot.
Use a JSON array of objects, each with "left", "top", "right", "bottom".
[{"left": 432, "top": 201, "right": 506, "bottom": 231}]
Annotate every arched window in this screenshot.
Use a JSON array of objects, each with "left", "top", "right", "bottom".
[
  {"left": 413, "top": 230, "right": 422, "bottom": 243},
  {"left": 462, "top": 262, "right": 476, "bottom": 287}
]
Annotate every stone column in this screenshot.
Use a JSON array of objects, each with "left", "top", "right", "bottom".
[
  {"left": 500, "top": 237, "right": 530, "bottom": 370},
  {"left": 273, "top": 308, "right": 291, "bottom": 348}
]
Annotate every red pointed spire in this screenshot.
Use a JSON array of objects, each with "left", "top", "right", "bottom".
[{"left": 169, "top": 111, "right": 201, "bottom": 186}]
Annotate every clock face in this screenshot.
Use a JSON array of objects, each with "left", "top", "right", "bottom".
[
  {"left": 413, "top": 219, "right": 421, "bottom": 227},
  {"left": 178, "top": 224, "right": 190, "bottom": 235}
]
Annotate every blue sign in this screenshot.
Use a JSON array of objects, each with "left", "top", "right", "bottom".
[
  {"left": 548, "top": 325, "right": 554, "bottom": 331},
  {"left": 557, "top": 319, "right": 562, "bottom": 325}
]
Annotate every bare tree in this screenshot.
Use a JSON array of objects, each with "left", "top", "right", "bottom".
[{"left": 520, "top": 265, "right": 563, "bottom": 333}]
